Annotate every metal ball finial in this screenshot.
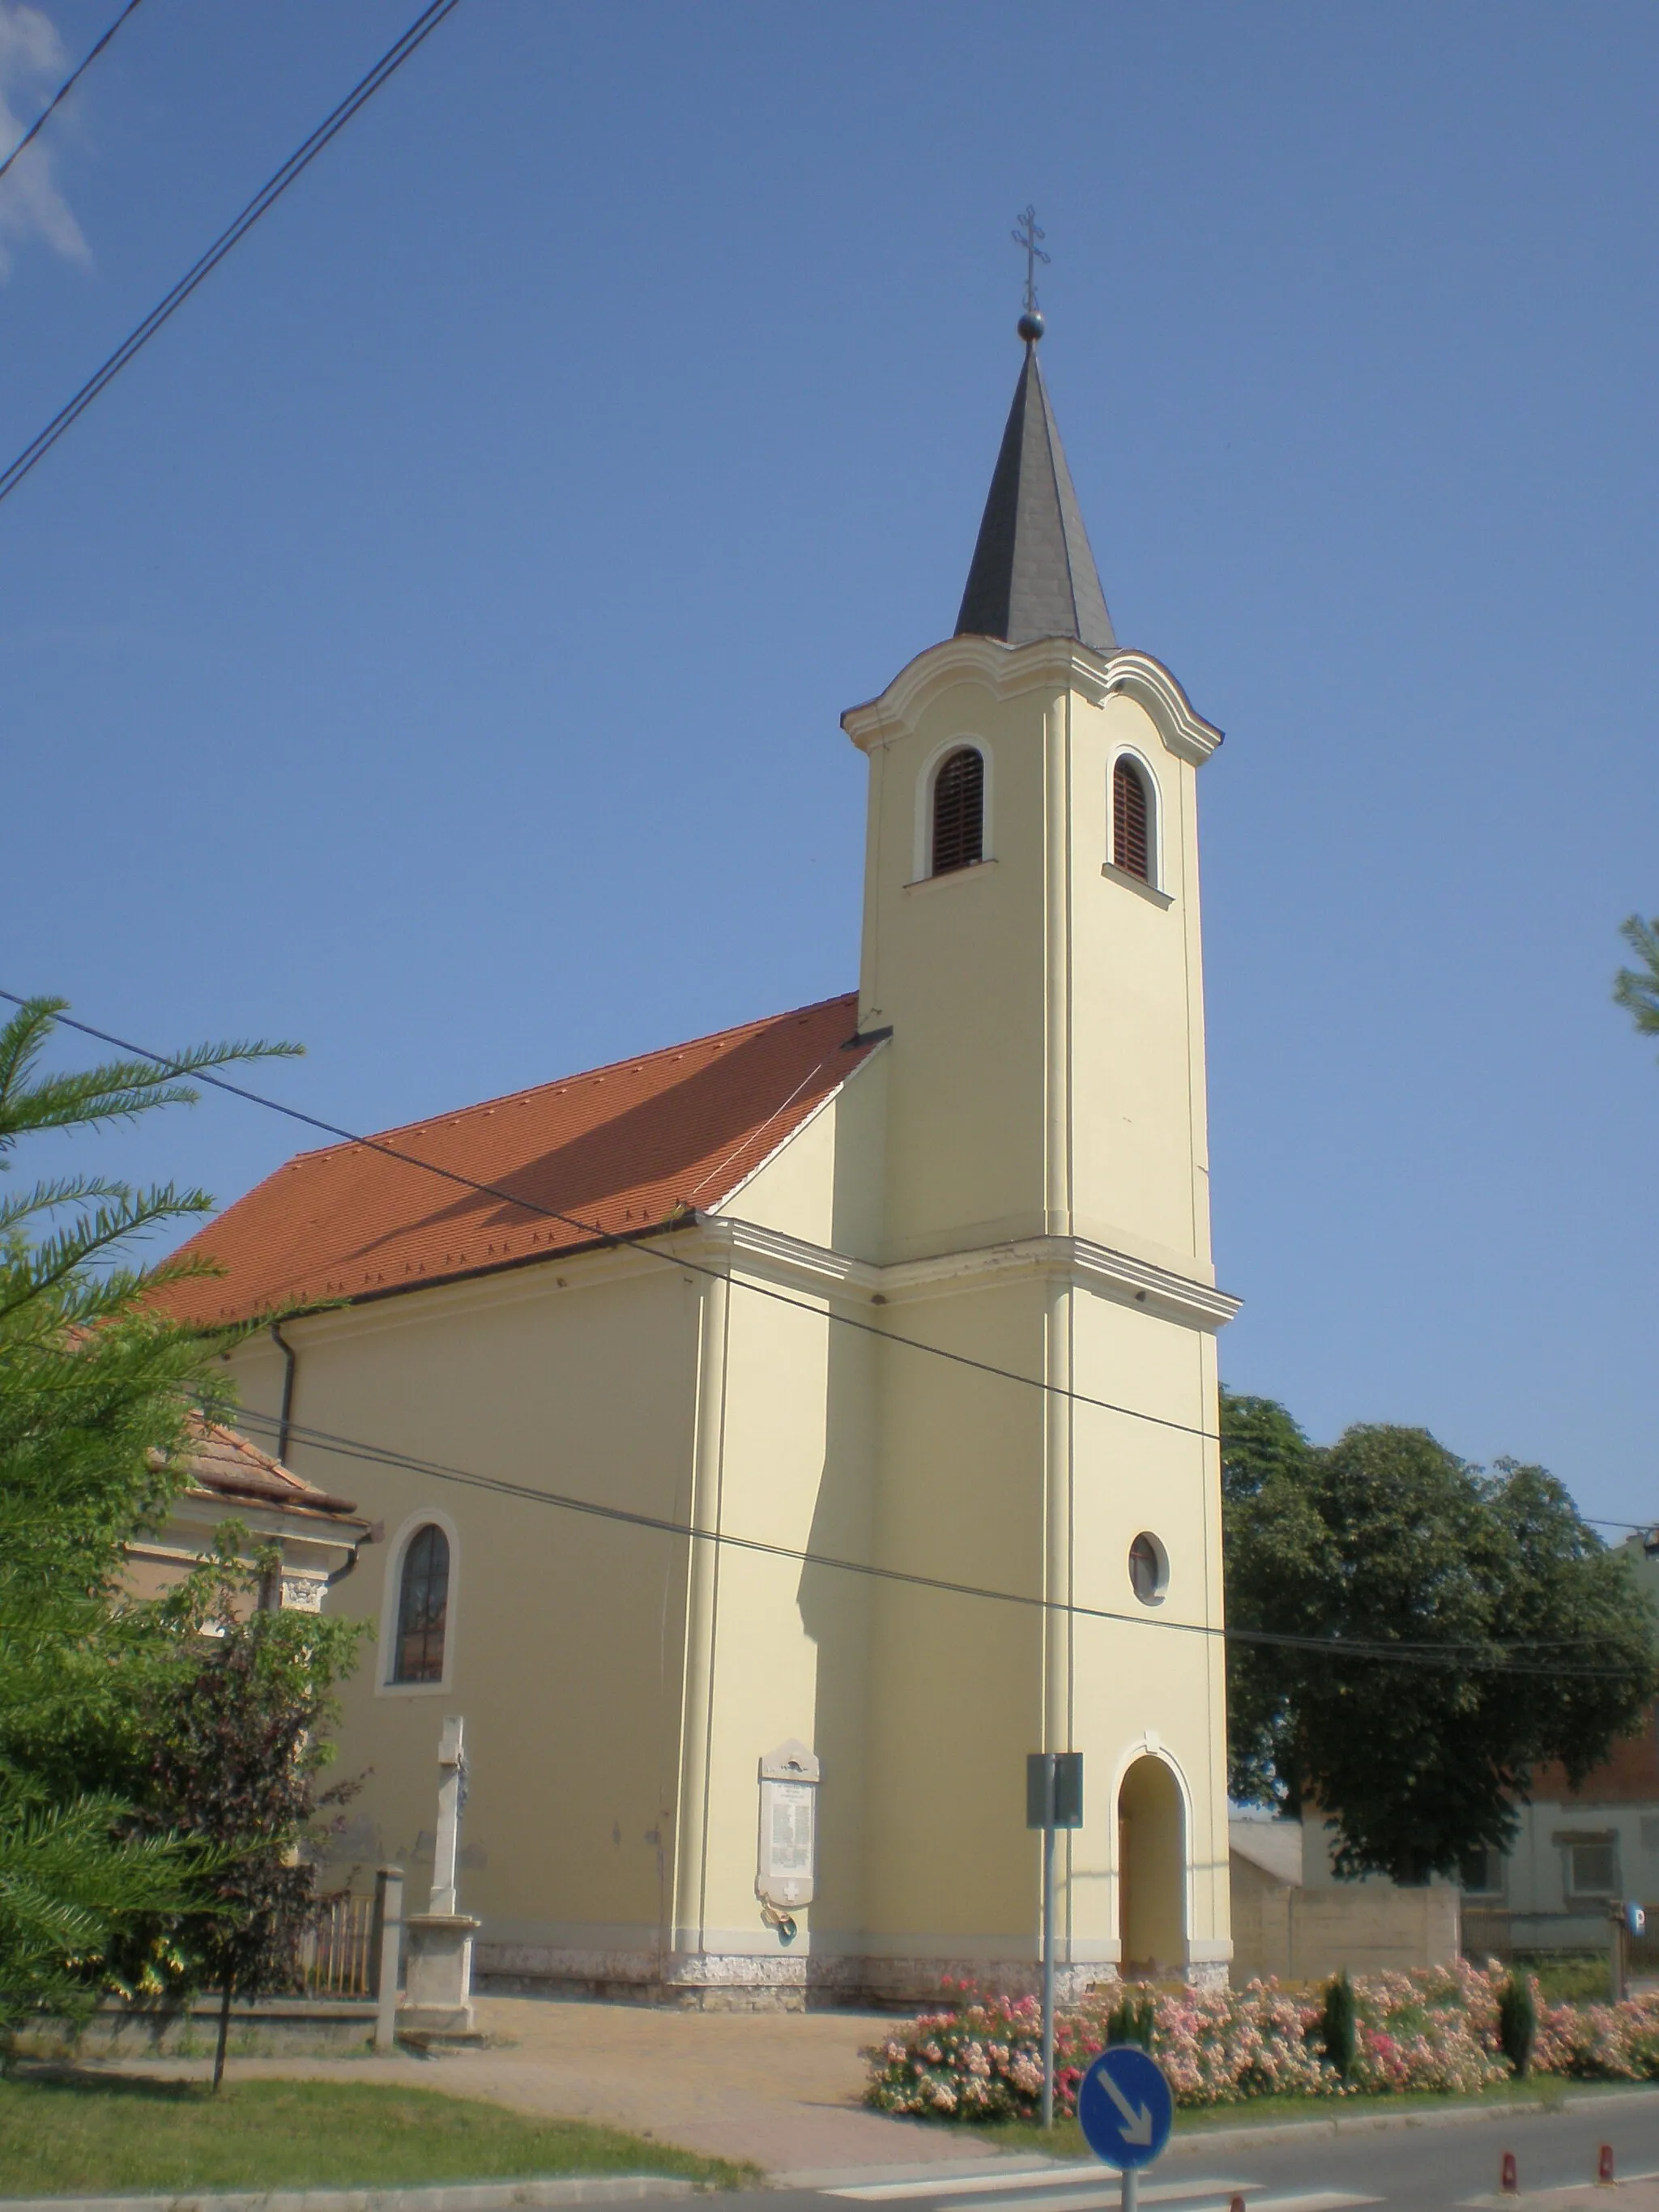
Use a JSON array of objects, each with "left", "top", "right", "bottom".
[{"left": 1017, "top": 309, "right": 1045, "bottom": 343}]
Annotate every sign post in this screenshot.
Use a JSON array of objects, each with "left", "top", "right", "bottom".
[
  {"left": 1026, "top": 1751, "right": 1083, "bottom": 2129},
  {"left": 1077, "top": 2044, "right": 1175, "bottom": 2212},
  {"left": 1610, "top": 1900, "right": 1646, "bottom": 2003}
]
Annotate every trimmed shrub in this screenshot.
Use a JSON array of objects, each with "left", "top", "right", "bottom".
[
  {"left": 1498, "top": 1975, "right": 1537, "bottom": 2078},
  {"left": 1320, "top": 1971, "right": 1358, "bottom": 2081},
  {"left": 1107, "top": 1991, "right": 1157, "bottom": 2051}
]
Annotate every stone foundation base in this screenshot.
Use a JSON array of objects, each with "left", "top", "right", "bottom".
[{"left": 476, "top": 1943, "right": 1153, "bottom": 2011}]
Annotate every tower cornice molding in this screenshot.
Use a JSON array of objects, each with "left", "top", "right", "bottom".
[
  {"left": 691, "top": 1215, "right": 1241, "bottom": 1333},
  {"left": 841, "top": 636, "right": 1223, "bottom": 765}
]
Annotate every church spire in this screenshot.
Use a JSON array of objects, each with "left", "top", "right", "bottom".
[{"left": 953, "top": 315, "right": 1116, "bottom": 656}]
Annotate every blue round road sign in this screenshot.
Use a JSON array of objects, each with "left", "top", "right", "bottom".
[{"left": 1077, "top": 2045, "right": 1173, "bottom": 2170}]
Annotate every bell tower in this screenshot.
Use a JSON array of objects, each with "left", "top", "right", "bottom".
[{"left": 841, "top": 309, "right": 1239, "bottom": 1993}]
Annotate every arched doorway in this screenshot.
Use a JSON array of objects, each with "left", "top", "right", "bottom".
[{"left": 1118, "top": 1755, "right": 1185, "bottom": 1975}]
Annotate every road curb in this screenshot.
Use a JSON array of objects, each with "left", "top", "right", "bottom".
[
  {"left": 1161, "top": 2083, "right": 1659, "bottom": 2157},
  {"left": 0, "top": 2178, "right": 697, "bottom": 2212}
]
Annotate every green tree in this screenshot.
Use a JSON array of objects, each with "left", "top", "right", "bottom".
[
  {"left": 1220, "top": 1400, "right": 1659, "bottom": 1882},
  {"left": 116, "top": 1541, "right": 363, "bottom": 2088},
  {"left": 0, "top": 995, "right": 301, "bottom": 2043},
  {"left": 1614, "top": 914, "right": 1659, "bottom": 1048},
  {"left": 1219, "top": 1387, "right": 1312, "bottom": 1503}
]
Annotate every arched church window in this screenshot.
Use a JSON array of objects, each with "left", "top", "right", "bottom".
[
  {"left": 931, "top": 748, "right": 984, "bottom": 876},
  {"left": 1112, "top": 757, "right": 1151, "bottom": 883},
  {"left": 393, "top": 1523, "right": 450, "bottom": 1684}
]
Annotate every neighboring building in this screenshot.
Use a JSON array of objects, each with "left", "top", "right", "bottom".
[
  {"left": 1229, "top": 1815, "right": 1458, "bottom": 1982},
  {"left": 125, "top": 1413, "right": 370, "bottom": 1614},
  {"left": 1461, "top": 1532, "right": 1659, "bottom": 1960},
  {"left": 161, "top": 314, "right": 1239, "bottom": 2006}
]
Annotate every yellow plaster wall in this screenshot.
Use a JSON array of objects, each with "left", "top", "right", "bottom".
[
  {"left": 1068, "top": 691, "right": 1213, "bottom": 1269},
  {"left": 220, "top": 1259, "right": 703, "bottom": 1958},
  {"left": 858, "top": 679, "right": 1051, "bottom": 1263}
]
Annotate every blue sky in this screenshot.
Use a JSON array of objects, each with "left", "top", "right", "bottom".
[{"left": 3, "top": 2, "right": 1656, "bottom": 1527}]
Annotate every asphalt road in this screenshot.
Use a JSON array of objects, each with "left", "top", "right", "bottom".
[{"left": 750, "top": 2090, "right": 1659, "bottom": 2212}]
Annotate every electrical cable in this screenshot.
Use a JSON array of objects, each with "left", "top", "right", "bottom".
[
  {"left": 228, "top": 1401, "right": 1652, "bottom": 1678},
  {"left": 0, "top": 0, "right": 144, "bottom": 190},
  {"left": 0, "top": 990, "right": 1230, "bottom": 1450},
  {"left": 11, "top": 990, "right": 1651, "bottom": 1585},
  {"left": 0, "top": 0, "right": 463, "bottom": 509}
]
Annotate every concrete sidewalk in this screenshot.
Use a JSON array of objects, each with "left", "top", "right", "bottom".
[{"left": 76, "top": 1994, "right": 1009, "bottom": 2177}]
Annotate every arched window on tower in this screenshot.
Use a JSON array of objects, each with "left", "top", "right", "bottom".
[
  {"left": 932, "top": 748, "right": 984, "bottom": 876},
  {"left": 1112, "top": 756, "right": 1151, "bottom": 883},
  {"left": 392, "top": 1523, "right": 450, "bottom": 1685}
]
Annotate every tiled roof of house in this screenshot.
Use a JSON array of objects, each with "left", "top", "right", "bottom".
[
  {"left": 160, "top": 991, "right": 874, "bottom": 1328},
  {"left": 182, "top": 1415, "right": 362, "bottom": 1521}
]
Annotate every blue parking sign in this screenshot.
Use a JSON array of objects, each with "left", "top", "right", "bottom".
[{"left": 1077, "top": 2044, "right": 1174, "bottom": 2170}]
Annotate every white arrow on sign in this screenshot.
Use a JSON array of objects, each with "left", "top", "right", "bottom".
[{"left": 1099, "top": 2064, "right": 1154, "bottom": 2146}]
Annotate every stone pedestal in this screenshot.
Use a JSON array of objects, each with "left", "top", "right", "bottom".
[{"left": 399, "top": 1912, "right": 481, "bottom": 2037}]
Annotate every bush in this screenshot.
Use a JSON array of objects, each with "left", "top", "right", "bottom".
[
  {"left": 1498, "top": 1975, "right": 1537, "bottom": 2078},
  {"left": 863, "top": 1962, "right": 1659, "bottom": 2120},
  {"left": 1106, "top": 1991, "right": 1157, "bottom": 2051},
  {"left": 1320, "top": 1971, "right": 1358, "bottom": 2081}
]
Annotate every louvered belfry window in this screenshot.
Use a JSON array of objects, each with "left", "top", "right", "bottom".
[
  {"left": 393, "top": 1524, "right": 450, "bottom": 1685},
  {"left": 932, "top": 748, "right": 984, "bottom": 876},
  {"left": 1113, "top": 757, "right": 1151, "bottom": 883}
]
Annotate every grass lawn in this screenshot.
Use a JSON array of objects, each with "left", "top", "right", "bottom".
[
  {"left": 972, "top": 2076, "right": 1615, "bottom": 2159},
  {"left": 0, "top": 2073, "right": 755, "bottom": 2198}
]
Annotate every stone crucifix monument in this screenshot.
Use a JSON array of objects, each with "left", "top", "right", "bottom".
[{"left": 399, "top": 1715, "right": 481, "bottom": 2039}]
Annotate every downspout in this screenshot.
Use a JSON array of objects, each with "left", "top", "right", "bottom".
[{"left": 269, "top": 1322, "right": 296, "bottom": 1465}]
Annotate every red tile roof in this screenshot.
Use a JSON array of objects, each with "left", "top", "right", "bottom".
[
  {"left": 182, "top": 1415, "right": 362, "bottom": 1522},
  {"left": 160, "top": 992, "right": 873, "bottom": 1328}
]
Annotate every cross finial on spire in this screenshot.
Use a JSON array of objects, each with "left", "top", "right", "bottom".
[{"left": 1012, "top": 204, "right": 1049, "bottom": 340}]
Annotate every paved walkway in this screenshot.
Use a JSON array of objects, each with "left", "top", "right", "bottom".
[{"left": 79, "top": 1995, "right": 1010, "bottom": 2179}]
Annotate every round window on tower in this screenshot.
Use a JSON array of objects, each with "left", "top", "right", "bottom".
[{"left": 1128, "top": 1532, "right": 1169, "bottom": 1607}]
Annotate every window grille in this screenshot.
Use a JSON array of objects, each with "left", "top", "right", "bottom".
[
  {"left": 1113, "top": 757, "right": 1151, "bottom": 882},
  {"left": 931, "top": 748, "right": 984, "bottom": 876},
  {"left": 393, "top": 1524, "right": 450, "bottom": 1685}
]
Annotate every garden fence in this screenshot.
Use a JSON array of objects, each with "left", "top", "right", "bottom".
[{"left": 300, "top": 1893, "right": 377, "bottom": 1997}]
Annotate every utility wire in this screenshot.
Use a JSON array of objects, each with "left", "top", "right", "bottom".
[
  {"left": 0, "top": 991, "right": 1229, "bottom": 1451},
  {"left": 0, "top": 0, "right": 463, "bottom": 509},
  {"left": 230, "top": 1403, "right": 1650, "bottom": 1679},
  {"left": 14, "top": 992, "right": 1653, "bottom": 1566},
  {"left": 0, "top": 0, "right": 143, "bottom": 191}
]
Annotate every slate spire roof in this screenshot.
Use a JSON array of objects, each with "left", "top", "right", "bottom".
[{"left": 954, "top": 332, "right": 1116, "bottom": 655}]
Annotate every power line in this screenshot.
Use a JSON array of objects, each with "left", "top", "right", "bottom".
[
  {"left": 0, "top": 991, "right": 1229, "bottom": 1450},
  {"left": 13, "top": 991, "right": 1653, "bottom": 1563},
  {"left": 0, "top": 0, "right": 144, "bottom": 191},
  {"left": 0, "top": 0, "right": 463, "bottom": 509},
  {"left": 230, "top": 1403, "right": 1651, "bottom": 1680}
]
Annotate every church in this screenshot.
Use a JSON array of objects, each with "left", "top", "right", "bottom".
[{"left": 168, "top": 307, "right": 1239, "bottom": 2007}]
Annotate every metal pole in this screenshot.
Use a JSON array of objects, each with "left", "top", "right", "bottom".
[
  {"left": 1041, "top": 1754, "right": 1056, "bottom": 2130},
  {"left": 373, "top": 1865, "right": 403, "bottom": 2053},
  {"left": 1121, "top": 2168, "right": 1138, "bottom": 2212}
]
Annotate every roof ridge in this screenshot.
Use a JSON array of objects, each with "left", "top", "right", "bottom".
[{"left": 279, "top": 989, "right": 859, "bottom": 1169}]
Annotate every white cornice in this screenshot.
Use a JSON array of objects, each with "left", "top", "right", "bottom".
[
  {"left": 692, "top": 1217, "right": 1241, "bottom": 1332},
  {"left": 840, "top": 637, "right": 1223, "bottom": 766},
  {"left": 1102, "top": 650, "right": 1225, "bottom": 765}
]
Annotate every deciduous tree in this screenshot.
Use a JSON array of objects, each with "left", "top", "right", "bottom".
[{"left": 1220, "top": 1393, "right": 1659, "bottom": 1882}]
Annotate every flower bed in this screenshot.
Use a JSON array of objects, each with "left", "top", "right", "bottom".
[{"left": 864, "top": 1965, "right": 1659, "bottom": 2120}]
